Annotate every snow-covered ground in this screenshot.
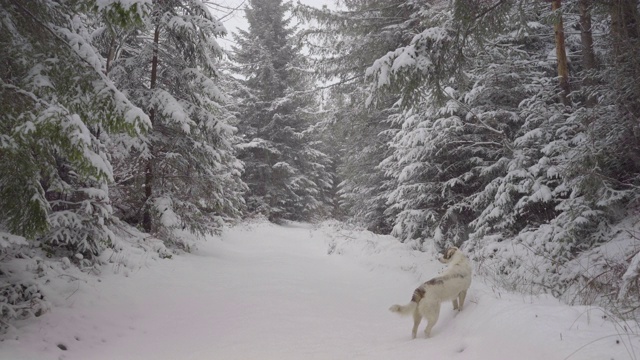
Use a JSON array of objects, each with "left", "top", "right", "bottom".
[{"left": 1, "top": 221, "right": 638, "bottom": 360}]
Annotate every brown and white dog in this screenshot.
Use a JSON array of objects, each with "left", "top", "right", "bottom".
[{"left": 389, "top": 247, "right": 472, "bottom": 339}]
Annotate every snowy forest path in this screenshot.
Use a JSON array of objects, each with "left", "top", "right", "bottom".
[{"left": 1, "top": 222, "right": 638, "bottom": 359}]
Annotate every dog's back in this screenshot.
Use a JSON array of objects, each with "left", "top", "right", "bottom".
[
  {"left": 418, "top": 248, "right": 472, "bottom": 303},
  {"left": 417, "top": 273, "right": 471, "bottom": 304}
]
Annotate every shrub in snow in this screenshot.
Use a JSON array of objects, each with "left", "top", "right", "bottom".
[
  {"left": 0, "top": 282, "right": 47, "bottom": 335},
  {"left": 619, "top": 250, "right": 640, "bottom": 302},
  {"left": 469, "top": 220, "right": 640, "bottom": 317},
  {"left": 0, "top": 234, "right": 46, "bottom": 334},
  {"left": 0, "top": 251, "right": 51, "bottom": 336}
]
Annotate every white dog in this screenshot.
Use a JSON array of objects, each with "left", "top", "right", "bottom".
[{"left": 389, "top": 247, "right": 472, "bottom": 339}]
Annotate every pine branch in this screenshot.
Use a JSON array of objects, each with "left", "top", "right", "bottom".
[
  {"left": 10, "top": 0, "right": 105, "bottom": 78},
  {"left": 472, "top": 0, "right": 509, "bottom": 23},
  {"left": 211, "top": 0, "right": 247, "bottom": 22}
]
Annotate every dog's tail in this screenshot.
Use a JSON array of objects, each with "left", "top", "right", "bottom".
[
  {"left": 389, "top": 301, "right": 417, "bottom": 315},
  {"left": 389, "top": 285, "right": 425, "bottom": 315}
]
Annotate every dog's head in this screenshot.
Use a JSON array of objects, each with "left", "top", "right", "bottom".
[{"left": 438, "top": 247, "right": 460, "bottom": 264}]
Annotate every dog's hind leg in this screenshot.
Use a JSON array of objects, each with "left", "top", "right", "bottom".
[
  {"left": 457, "top": 290, "right": 467, "bottom": 311},
  {"left": 411, "top": 308, "right": 422, "bottom": 339},
  {"left": 452, "top": 298, "right": 459, "bottom": 310},
  {"left": 423, "top": 302, "right": 440, "bottom": 338}
]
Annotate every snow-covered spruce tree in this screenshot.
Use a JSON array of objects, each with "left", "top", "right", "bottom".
[
  {"left": 358, "top": 0, "right": 507, "bottom": 247},
  {"left": 587, "top": 0, "right": 640, "bottom": 308},
  {"left": 0, "top": 0, "right": 149, "bottom": 331},
  {"left": 295, "top": 0, "right": 417, "bottom": 232},
  {"left": 464, "top": 1, "right": 640, "bottom": 309},
  {"left": 456, "top": 4, "right": 566, "bottom": 244},
  {"left": 232, "top": 0, "right": 332, "bottom": 222},
  {"left": 365, "top": 0, "right": 573, "bottom": 260},
  {"left": 105, "top": 0, "right": 246, "bottom": 246},
  {"left": 0, "top": 0, "right": 149, "bottom": 257},
  {"left": 543, "top": 0, "right": 640, "bottom": 307},
  {"left": 338, "top": 98, "right": 398, "bottom": 234},
  {"left": 323, "top": 89, "right": 398, "bottom": 232},
  {"left": 366, "top": 0, "right": 640, "bottom": 309}
]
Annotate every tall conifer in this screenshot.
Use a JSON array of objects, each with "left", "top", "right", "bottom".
[{"left": 232, "top": 0, "right": 332, "bottom": 222}]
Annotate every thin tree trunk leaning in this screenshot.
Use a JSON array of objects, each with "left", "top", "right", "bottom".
[
  {"left": 143, "top": 24, "right": 160, "bottom": 234},
  {"left": 552, "top": 0, "right": 571, "bottom": 106}
]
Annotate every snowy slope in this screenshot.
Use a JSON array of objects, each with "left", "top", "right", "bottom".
[{"left": 1, "top": 221, "right": 638, "bottom": 360}]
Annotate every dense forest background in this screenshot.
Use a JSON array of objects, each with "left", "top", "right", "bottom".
[{"left": 2, "top": 0, "right": 640, "bottom": 332}]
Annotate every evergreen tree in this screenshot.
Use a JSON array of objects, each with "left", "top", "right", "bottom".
[
  {"left": 296, "top": 0, "right": 416, "bottom": 232},
  {"left": 0, "top": 0, "right": 149, "bottom": 256},
  {"left": 104, "top": 0, "right": 246, "bottom": 246},
  {"left": 361, "top": 0, "right": 640, "bottom": 308},
  {"left": 326, "top": 90, "right": 397, "bottom": 233},
  {"left": 232, "top": 0, "right": 332, "bottom": 222}
]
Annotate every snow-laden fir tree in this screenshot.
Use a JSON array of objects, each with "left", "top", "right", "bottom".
[
  {"left": 363, "top": 0, "right": 640, "bottom": 310},
  {"left": 375, "top": 2, "right": 558, "bottom": 249},
  {"left": 464, "top": 1, "right": 640, "bottom": 307},
  {"left": 365, "top": 0, "right": 575, "bottom": 255},
  {"left": 296, "top": 0, "right": 419, "bottom": 232},
  {"left": 328, "top": 92, "right": 397, "bottom": 233},
  {"left": 0, "top": 0, "right": 149, "bottom": 257},
  {"left": 0, "top": 0, "right": 149, "bottom": 331},
  {"left": 232, "top": 0, "right": 332, "bottom": 222},
  {"left": 491, "top": 0, "right": 640, "bottom": 306},
  {"left": 104, "top": 0, "right": 246, "bottom": 246}
]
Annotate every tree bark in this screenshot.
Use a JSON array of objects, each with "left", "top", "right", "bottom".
[
  {"left": 610, "top": 0, "right": 640, "bottom": 56},
  {"left": 142, "top": 23, "right": 160, "bottom": 234},
  {"left": 579, "top": 0, "right": 597, "bottom": 107},
  {"left": 610, "top": 0, "right": 640, "bottom": 117},
  {"left": 552, "top": 0, "right": 571, "bottom": 106},
  {"left": 105, "top": 35, "right": 116, "bottom": 75}
]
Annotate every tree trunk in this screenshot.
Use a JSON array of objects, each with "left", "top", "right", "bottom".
[
  {"left": 609, "top": 0, "right": 640, "bottom": 115},
  {"left": 579, "top": 0, "right": 597, "bottom": 107},
  {"left": 552, "top": 0, "right": 571, "bottom": 106},
  {"left": 105, "top": 35, "right": 116, "bottom": 75},
  {"left": 610, "top": 0, "right": 639, "bottom": 56},
  {"left": 142, "top": 23, "right": 160, "bottom": 234}
]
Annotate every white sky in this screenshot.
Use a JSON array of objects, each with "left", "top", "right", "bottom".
[{"left": 211, "top": 0, "right": 337, "bottom": 49}]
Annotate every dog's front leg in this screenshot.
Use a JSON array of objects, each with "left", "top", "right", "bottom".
[
  {"left": 452, "top": 298, "right": 459, "bottom": 310},
  {"left": 411, "top": 309, "right": 421, "bottom": 339}
]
